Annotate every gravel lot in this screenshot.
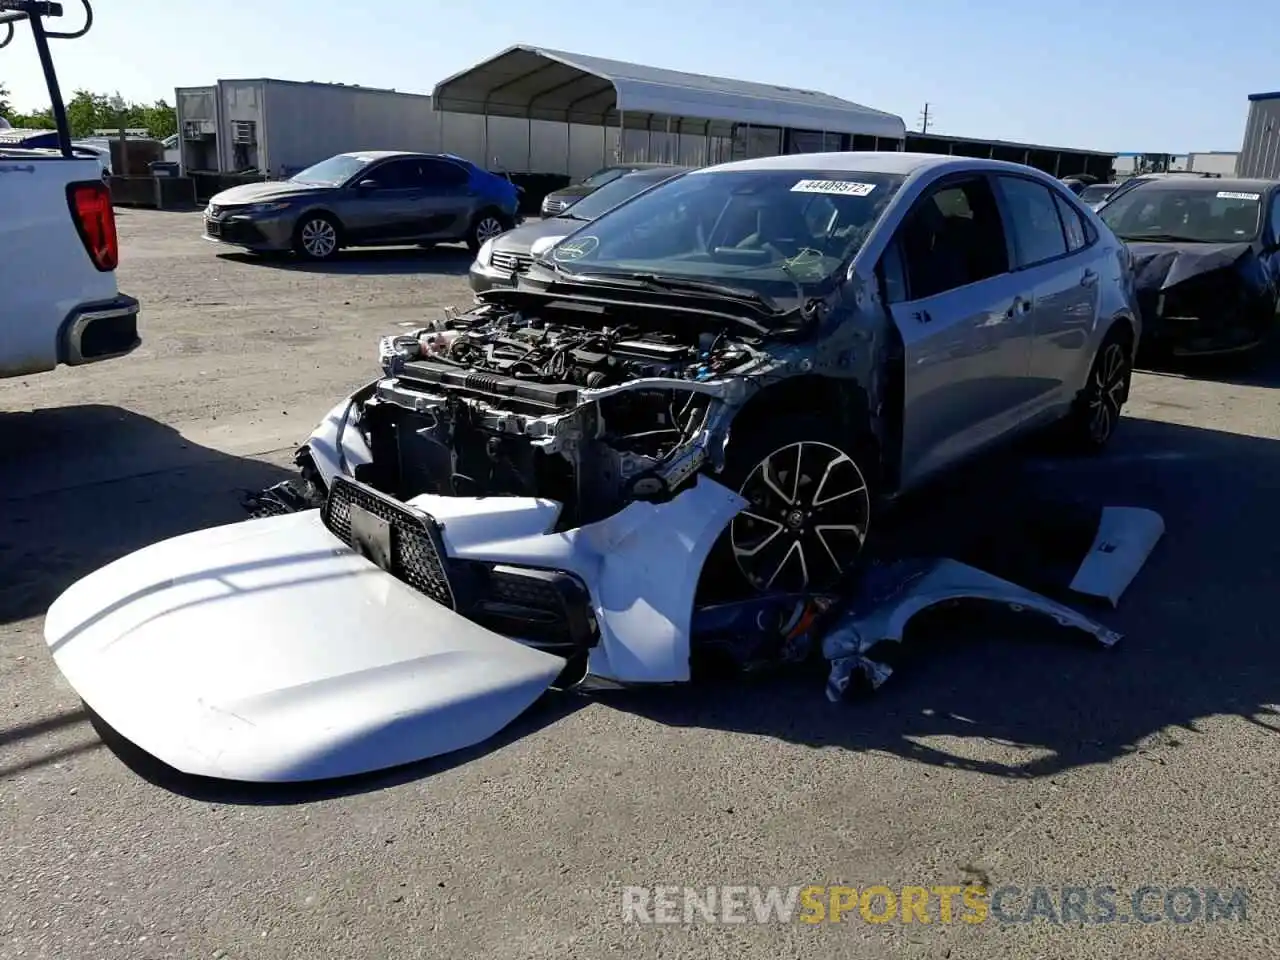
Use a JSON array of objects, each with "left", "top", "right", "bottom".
[{"left": 2, "top": 209, "right": 1278, "bottom": 959}]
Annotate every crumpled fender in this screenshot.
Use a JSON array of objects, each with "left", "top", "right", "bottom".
[
  {"left": 822, "top": 559, "right": 1123, "bottom": 701},
  {"left": 307, "top": 392, "right": 373, "bottom": 490}
]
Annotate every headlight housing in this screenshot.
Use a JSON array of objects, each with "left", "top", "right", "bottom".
[
  {"left": 244, "top": 201, "right": 292, "bottom": 215},
  {"left": 475, "top": 238, "right": 495, "bottom": 267}
]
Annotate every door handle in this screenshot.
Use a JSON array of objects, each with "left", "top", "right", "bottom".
[
  {"left": 1081, "top": 268, "right": 1099, "bottom": 287},
  {"left": 1006, "top": 297, "right": 1032, "bottom": 320}
]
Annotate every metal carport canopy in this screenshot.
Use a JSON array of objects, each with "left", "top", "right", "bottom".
[{"left": 431, "top": 45, "right": 907, "bottom": 141}]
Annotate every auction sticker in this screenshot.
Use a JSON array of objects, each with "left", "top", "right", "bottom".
[
  {"left": 1217, "top": 191, "right": 1260, "bottom": 200},
  {"left": 792, "top": 179, "right": 877, "bottom": 197},
  {"left": 553, "top": 235, "right": 599, "bottom": 261}
]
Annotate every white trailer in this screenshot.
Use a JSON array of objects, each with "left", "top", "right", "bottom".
[{"left": 176, "top": 77, "right": 635, "bottom": 180}]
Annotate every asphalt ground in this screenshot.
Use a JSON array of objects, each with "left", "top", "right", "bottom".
[{"left": 1, "top": 209, "right": 1277, "bottom": 959}]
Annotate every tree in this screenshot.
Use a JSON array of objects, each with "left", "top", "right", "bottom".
[{"left": 1, "top": 86, "right": 176, "bottom": 139}]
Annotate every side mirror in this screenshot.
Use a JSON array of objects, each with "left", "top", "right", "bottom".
[{"left": 356, "top": 179, "right": 379, "bottom": 191}]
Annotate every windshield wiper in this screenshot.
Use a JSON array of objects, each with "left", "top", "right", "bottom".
[
  {"left": 529, "top": 267, "right": 775, "bottom": 334},
  {"left": 623, "top": 274, "right": 784, "bottom": 313},
  {"left": 1119, "top": 232, "right": 1207, "bottom": 243}
]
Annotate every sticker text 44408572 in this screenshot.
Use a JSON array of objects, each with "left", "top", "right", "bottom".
[{"left": 791, "top": 180, "right": 877, "bottom": 197}]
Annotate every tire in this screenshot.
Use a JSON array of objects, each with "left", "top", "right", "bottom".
[
  {"left": 467, "top": 210, "right": 508, "bottom": 254},
  {"left": 704, "top": 415, "right": 877, "bottom": 596},
  {"left": 292, "top": 213, "right": 341, "bottom": 261},
  {"left": 1060, "top": 323, "right": 1133, "bottom": 452}
]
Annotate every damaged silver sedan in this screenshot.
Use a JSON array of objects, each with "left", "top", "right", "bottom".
[{"left": 46, "top": 153, "right": 1150, "bottom": 783}]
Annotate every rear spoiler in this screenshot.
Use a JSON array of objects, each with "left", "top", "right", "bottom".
[{"left": 0, "top": 0, "right": 95, "bottom": 158}]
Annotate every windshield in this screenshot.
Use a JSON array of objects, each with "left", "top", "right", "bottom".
[
  {"left": 1099, "top": 186, "right": 1263, "bottom": 242},
  {"left": 580, "top": 167, "right": 629, "bottom": 188},
  {"left": 560, "top": 172, "right": 682, "bottom": 221},
  {"left": 1079, "top": 184, "right": 1116, "bottom": 204},
  {"left": 290, "top": 154, "right": 369, "bottom": 186},
  {"left": 546, "top": 168, "right": 907, "bottom": 293}
]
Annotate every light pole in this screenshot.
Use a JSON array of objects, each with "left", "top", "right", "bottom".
[{"left": 108, "top": 91, "right": 126, "bottom": 175}]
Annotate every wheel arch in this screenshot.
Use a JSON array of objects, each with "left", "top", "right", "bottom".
[
  {"left": 1105, "top": 312, "right": 1136, "bottom": 349},
  {"left": 472, "top": 204, "right": 510, "bottom": 225},
  {"left": 728, "top": 374, "right": 883, "bottom": 484},
  {"left": 294, "top": 207, "right": 345, "bottom": 239},
  {"left": 1098, "top": 312, "right": 1137, "bottom": 401}
]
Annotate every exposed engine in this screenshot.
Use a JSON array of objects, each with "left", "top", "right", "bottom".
[{"left": 353, "top": 302, "right": 771, "bottom": 526}]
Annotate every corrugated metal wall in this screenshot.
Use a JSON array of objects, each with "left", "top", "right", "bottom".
[
  {"left": 192, "top": 80, "right": 759, "bottom": 179},
  {"left": 248, "top": 81, "right": 701, "bottom": 179},
  {"left": 1238, "top": 98, "right": 1280, "bottom": 179}
]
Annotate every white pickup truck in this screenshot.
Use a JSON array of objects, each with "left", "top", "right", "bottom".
[{"left": 0, "top": 0, "right": 140, "bottom": 380}]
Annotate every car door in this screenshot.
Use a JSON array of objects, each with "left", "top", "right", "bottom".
[
  {"left": 414, "top": 159, "right": 474, "bottom": 241},
  {"left": 993, "top": 174, "right": 1104, "bottom": 414},
  {"left": 343, "top": 158, "right": 426, "bottom": 243},
  {"left": 1267, "top": 189, "right": 1280, "bottom": 294},
  {"left": 880, "top": 173, "right": 1037, "bottom": 489}
]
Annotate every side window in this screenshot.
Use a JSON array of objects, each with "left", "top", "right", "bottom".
[
  {"left": 421, "top": 159, "right": 469, "bottom": 190},
  {"left": 1053, "top": 192, "right": 1088, "bottom": 252},
  {"left": 997, "top": 176, "right": 1069, "bottom": 267},
  {"left": 896, "top": 176, "right": 1010, "bottom": 300},
  {"left": 1270, "top": 192, "right": 1280, "bottom": 241},
  {"left": 368, "top": 159, "right": 422, "bottom": 189}
]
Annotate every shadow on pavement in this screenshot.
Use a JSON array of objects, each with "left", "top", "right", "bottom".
[
  {"left": 219, "top": 246, "right": 472, "bottom": 277},
  {"left": 18, "top": 413, "right": 1280, "bottom": 802},
  {"left": 607, "top": 415, "right": 1280, "bottom": 780},
  {"left": 0, "top": 404, "right": 293, "bottom": 625},
  {"left": 1136, "top": 338, "right": 1280, "bottom": 387},
  {"left": 83, "top": 693, "right": 589, "bottom": 805}
]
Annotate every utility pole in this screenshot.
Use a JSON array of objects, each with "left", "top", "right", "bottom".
[{"left": 918, "top": 102, "right": 933, "bottom": 134}]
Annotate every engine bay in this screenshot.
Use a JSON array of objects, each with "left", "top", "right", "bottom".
[{"left": 356, "top": 301, "right": 771, "bottom": 526}]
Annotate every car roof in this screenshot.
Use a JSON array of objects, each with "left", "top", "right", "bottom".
[
  {"left": 338, "top": 150, "right": 473, "bottom": 166},
  {"left": 622, "top": 165, "right": 695, "bottom": 180},
  {"left": 697, "top": 151, "right": 1056, "bottom": 179},
  {"left": 1125, "top": 176, "right": 1276, "bottom": 194}
]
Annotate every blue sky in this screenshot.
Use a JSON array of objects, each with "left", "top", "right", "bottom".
[{"left": 2, "top": 0, "right": 1272, "bottom": 152}]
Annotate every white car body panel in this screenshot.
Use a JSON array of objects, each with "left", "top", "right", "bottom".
[
  {"left": 1067, "top": 506, "right": 1165, "bottom": 607},
  {"left": 404, "top": 479, "right": 747, "bottom": 683},
  {"left": 45, "top": 511, "right": 568, "bottom": 782},
  {"left": 303, "top": 393, "right": 748, "bottom": 681},
  {"left": 44, "top": 477, "right": 747, "bottom": 781}
]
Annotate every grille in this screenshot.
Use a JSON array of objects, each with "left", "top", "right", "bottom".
[
  {"left": 490, "top": 250, "right": 533, "bottom": 274},
  {"left": 542, "top": 199, "right": 566, "bottom": 215},
  {"left": 322, "top": 476, "right": 456, "bottom": 609}
]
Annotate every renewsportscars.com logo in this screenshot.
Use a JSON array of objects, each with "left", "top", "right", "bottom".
[{"left": 622, "top": 884, "right": 1249, "bottom": 925}]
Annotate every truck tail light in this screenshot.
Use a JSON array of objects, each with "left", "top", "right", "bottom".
[{"left": 66, "top": 180, "right": 120, "bottom": 272}]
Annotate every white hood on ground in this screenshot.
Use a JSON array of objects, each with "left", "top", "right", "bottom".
[{"left": 44, "top": 511, "right": 566, "bottom": 782}]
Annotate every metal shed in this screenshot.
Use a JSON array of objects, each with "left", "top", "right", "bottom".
[
  {"left": 904, "top": 133, "right": 1116, "bottom": 181},
  {"left": 1237, "top": 92, "right": 1280, "bottom": 179},
  {"left": 431, "top": 45, "right": 907, "bottom": 168}
]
